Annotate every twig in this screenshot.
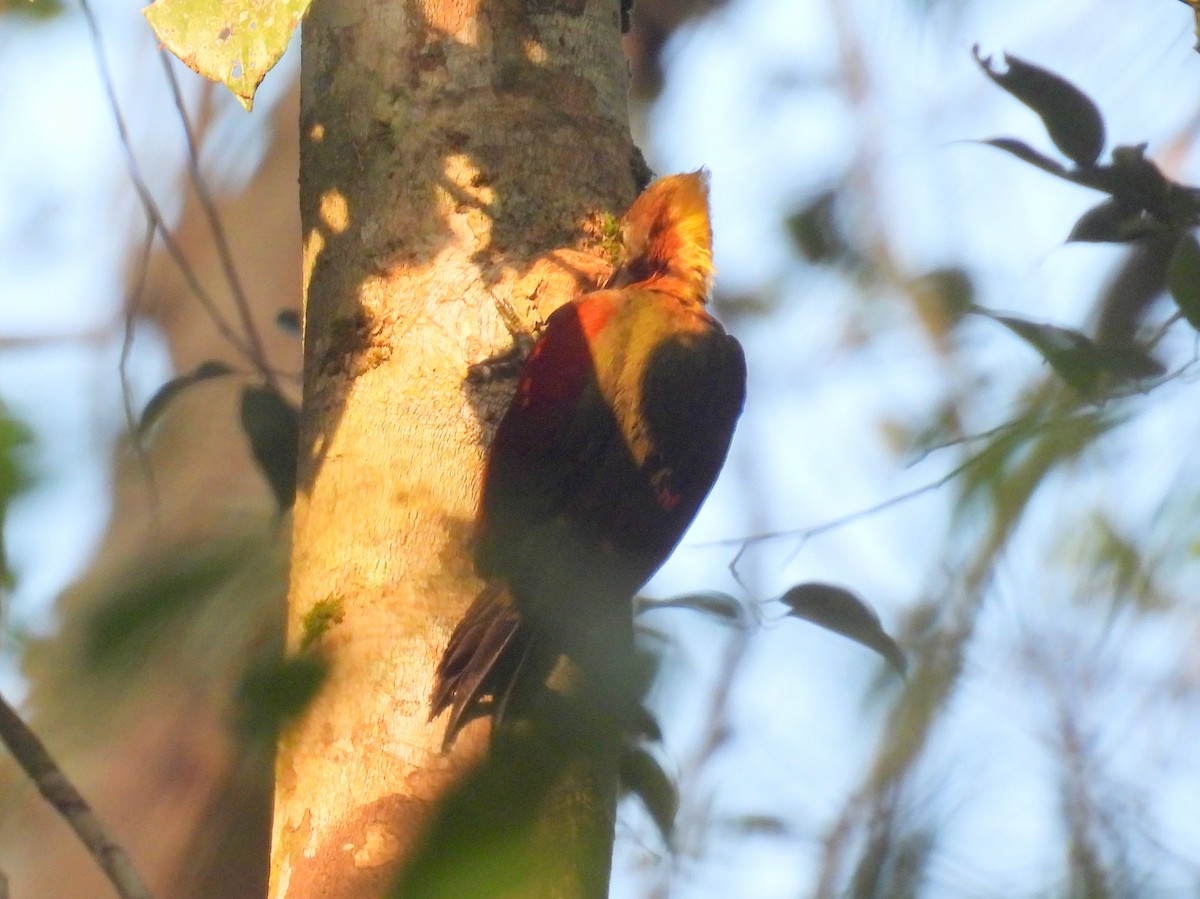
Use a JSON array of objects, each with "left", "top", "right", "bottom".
[
  {"left": 78, "top": 0, "right": 258, "bottom": 366},
  {"left": 712, "top": 449, "right": 985, "bottom": 566},
  {"left": 159, "top": 52, "right": 278, "bottom": 391},
  {"left": 0, "top": 692, "right": 154, "bottom": 899},
  {"left": 118, "top": 217, "right": 162, "bottom": 518}
]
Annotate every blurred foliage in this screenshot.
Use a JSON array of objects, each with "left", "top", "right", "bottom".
[
  {"left": 236, "top": 650, "right": 327, "bottom": 742},
  {"left": 84, "top": 538, "right": 262, "bottom": 672},
  {"left": 0, "top": 407, "right": 31, "bottom": 594},
  {"left": 0, "top": 0, "right": 63, "bottom": 20}
]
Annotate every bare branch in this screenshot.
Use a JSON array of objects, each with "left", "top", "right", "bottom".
[
  {"left": 159, "top": 53, "right": 279, "bottom": 391},
  {"left": 77, "top": 0, "right": 259, "bottom": 367},
  {"left": 0, "top": 692, "right": 154, "bottom": 899}
]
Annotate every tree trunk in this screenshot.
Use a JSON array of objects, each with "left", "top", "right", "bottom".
[{"left": 269, "top": 0, "right": 637, "bottom": 896}]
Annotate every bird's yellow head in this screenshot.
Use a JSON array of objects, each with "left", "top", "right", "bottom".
[{"left": 611, "top": 170, "right": 714, "bottom": 301}]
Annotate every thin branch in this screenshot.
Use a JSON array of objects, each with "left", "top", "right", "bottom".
[
  {"left": 0, "top": 692, "right": 154, "bottom": 899},
  {"left": 158, "top": 52, "right": 278, "bottom": 391},
  {"left": 77, "top": 0, "right": 258, "bottom": 366},
  {"left": 712, "top": 449, "right": 985, "bottom": 575},
  {"left": 904, "top": 411, "right": 1041, "bottom": 468},
  {"left": 119, "top": 217, "right": 162, "bottom": 516}
]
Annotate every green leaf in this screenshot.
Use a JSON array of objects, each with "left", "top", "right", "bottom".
[
  {"left": 143, "top": 0, "right": 309, "bottom": 111},
  {"left": 1168, "top": 232, "right": 1200, "bottom": 330},
  {"left": 779, "top": 583, "right": 906, "bottom": 676},
  {"left": 0, "top": 409, "right": 32, "bottom": 591},
  {"left": 240, "top": 386, "right": 300, "bottom": 511},
  {"left": 974, "top": 47, "right": 1106, "bottom": 167}
]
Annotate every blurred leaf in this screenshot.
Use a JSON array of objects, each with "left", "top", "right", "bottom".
[
  {"left": 956, "top": 409, "right": 1116, "bottom": 533},
  {"left": 908, "top": 267, "right": 976, "bottom": 342},
  {"left": 1068, "top": 199, "right": 1161, "bottom": 243},
  {"left": 0, "top": 409, "right": 32, "bottom": 591},
  {"left": 240, "top": 386, "right": 300, "bottom": 512},
  {"left": 138, "top": 360, "right": 233, "bottom": 435},
  {"left": 634, "top": 591, "right": 747, "bottom": 627},
  {"left": 910, "top": 267, "right": 975, "bottom": 319},
  {"left": 619, "top": 745, "right": 677, "bottom": 843},
  {"left": 276, "top": 309, "right": 303, "bottom": 336},
  {"left": 143, "top": 0, "right": 309, "bottom": 111},
  {"left": 1072, "top": 514, "right": 1171, "bottom": 614},
  {"left": 2, "top": 0, "right": 63, "bottom": 19},
  {"left": 785, "top": 189, "right": 857, "bottom": 266},
  {"left": 85, "top": 541, "right": 250, "bottom": 668},
  {"left": 237, "top": 651, "right": 328, "bottom": 740},
  {"left": 1092, "top": 342, "right": 1164, "bottom": 382},
  {"left": 779, "top": 582, "right": 906, "bottom": 675},
  {"left": 973, "top": 47, "right": 1105, "bottom": 166},
  {"left": 979, "top": 311, "right": 1104, "bottom": 393},
  {"left": 727, "top": 815, "right": 789, "bottom": 836},
  {"left": 391, "top": 715, "right": 606, "bottom": 899},
  {"left": 1167, "top": 232, "right": 1200, "bottom": 330},
  {"left": 1185, "top": 0, "right": 1200, "bottom": 52}
]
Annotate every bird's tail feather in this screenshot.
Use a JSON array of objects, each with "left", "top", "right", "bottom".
[{"left": 430, "top": 583, "right": 528, "bottom": 750}]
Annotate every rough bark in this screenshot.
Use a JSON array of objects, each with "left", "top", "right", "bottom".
[{"left": 270, "top": 0, "right": 636, "bottom": 896}]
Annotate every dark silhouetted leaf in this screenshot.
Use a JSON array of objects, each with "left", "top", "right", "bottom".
[
  {"left": 240, "top": 386, "right": 300, "bottom": 511},
  {"left": 237, "top": 652, "right": 328, "bottom": 740},
  {"left": 1093, "top": 342, "right": 1164, "bottom": 382},
  {"left": 276, "top": 309, "right": 303, "bottom": 336},
  {"left": 779, "top": 582, "right": 906, "bottom": 675},
  {"left": 619, "top": 746, "right": 677, "bottom": 843},
  {"left": 1068, "top": 199, "right": 1159, "bottom": 243},
  {"left": 138, "top": 360, "right": 233, "bottom": 435},
  {"left": 978, "top": 138, "right": 1069, "bottom": 180},
  {"left": 986, "top": 313, "right": 1102, "bottom": 392},
  {"left": 974, "top": 47, "right": 1105, "bottom": 166},
  {"left": 1168, "top": 232, "right": 1200, "bottom": 330},
  {"left": 1108, "top": 144, "right": 1174, "bottom": 207},
  {"left": 634, "top": 591, "right": 747, "bottom": 626},
  {"left": 629, "top": 704, "right": 662, "bottom": 743},
  {"left": 975, "top": 309, "right": 1161, "bottom": 392}
]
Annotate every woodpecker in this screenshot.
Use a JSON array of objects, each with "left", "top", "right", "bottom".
[{"left": 431, "top": 171, "right": 746, "bottom": 747}]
